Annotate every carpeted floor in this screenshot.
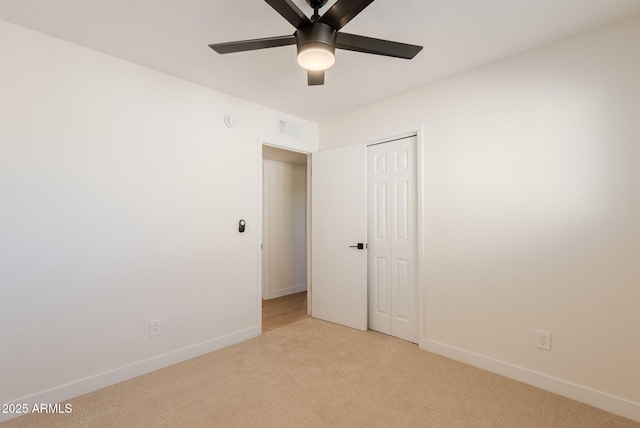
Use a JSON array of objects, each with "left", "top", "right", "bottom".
[{"left": 2, "top": 318, "right": 638, "bottom": 427}]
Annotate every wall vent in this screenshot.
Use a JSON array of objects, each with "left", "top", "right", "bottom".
[{"left": 278, "top": 118, "right": 302, "bottom": 139}]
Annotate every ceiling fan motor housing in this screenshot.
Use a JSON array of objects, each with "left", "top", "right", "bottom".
[{"left": 295, "top": 23, "right": 337, "bottom": 70}]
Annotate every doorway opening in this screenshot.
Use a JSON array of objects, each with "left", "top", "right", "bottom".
[{"left": 261, "top": 144, "right": 309, "bottom": 332}]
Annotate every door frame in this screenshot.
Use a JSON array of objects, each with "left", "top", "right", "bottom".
[{"left": 257, "top": 138, "right": 312, "bottom": 335}]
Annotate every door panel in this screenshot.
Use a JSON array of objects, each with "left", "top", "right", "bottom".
[
  {"left": 374, "top": 256, "right": 389, "bottom": 317},
  {"left": 368, "top": 149, "right": 391, "bottom": 334},
  {"left": 311, "top": 144, "right": 367, "bottom": 331},
  {"left": 367, "top": 136, "right": 418, "bottom": 343}
]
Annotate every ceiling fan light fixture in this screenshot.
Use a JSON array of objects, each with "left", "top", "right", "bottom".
[
  {"left": 295, "top": 22, "right": 337, "bottom": 71},
  {"left": 297, "top": 42, "right": 335, "bottom": 71},
  {"left": 209, "top": 0, "right": 423, "bottom": 86}
]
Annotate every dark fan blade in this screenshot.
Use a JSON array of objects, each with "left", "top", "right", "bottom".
[
  {"left": 308, "top": 70, "right": 325, "bottom": 86},
  {"left": 318, "top": 0, "right": 375, "bottom": 31},
  {"left": 336, "top": 32, "right": 422, "bottom": 59},
  {"left": 209, "top": 35, "right": 296, "bottom": 54},
  {"left": 265, "top": 0, "right": 311, "bottom": 28}
]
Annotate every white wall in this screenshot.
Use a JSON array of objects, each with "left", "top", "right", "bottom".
[
  {"left": 0, "top": 19, "right": 317, "bottom": 420},
  {"left": 262, "top": 160, "right": 307, "bottom": 299},
  {"left": 320, "top": 15, "right": 640, "bottom": 420}
]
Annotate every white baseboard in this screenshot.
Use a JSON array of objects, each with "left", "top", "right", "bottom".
[
  {"left": 265, "top": 283, "right": 307, "bottom": 300},
  {"left": 420, "top": 338, "right": 640, "bottom": 423},
  {"left": 0, "top": 326, "right": 259, "bottom": 423}
]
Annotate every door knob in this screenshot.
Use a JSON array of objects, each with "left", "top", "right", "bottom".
[{"left": 349, "top": 243, "right": 366, "bottom": 250}]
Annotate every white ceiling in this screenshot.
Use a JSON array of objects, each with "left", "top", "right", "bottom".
[
  {"left": 1, "top": 0, "right": 639, "bottom": 122},
  {"left": 263, "top": 145, "right": 308, "bottom": 165}
]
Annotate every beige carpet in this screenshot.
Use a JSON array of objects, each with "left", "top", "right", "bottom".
[{"left": 2, "top": 318, "right": 638, "bottom": 427}]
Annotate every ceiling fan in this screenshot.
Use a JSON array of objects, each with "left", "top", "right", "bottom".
[{"left": 209, "top": 0, "right": 423, "bottom": 86}]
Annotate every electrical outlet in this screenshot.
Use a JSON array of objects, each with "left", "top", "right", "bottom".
[
  {"left": 149, "top": 319, "right": 161, "bottom": 337},
  {"left": 536, "top": 330, "right": 551, "bottom": 350}
]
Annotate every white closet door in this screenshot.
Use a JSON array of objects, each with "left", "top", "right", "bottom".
[{"left": 368, "top": 136, "right": 418, "bottom": 343}]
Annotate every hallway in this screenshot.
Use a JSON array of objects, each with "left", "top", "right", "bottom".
[{"left": 262, "top": 291, "right": 307, "bottom": 333}]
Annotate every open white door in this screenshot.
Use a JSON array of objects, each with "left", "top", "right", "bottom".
[{"left": 311, "top": 144, "right": 367, "bottom": 331}]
